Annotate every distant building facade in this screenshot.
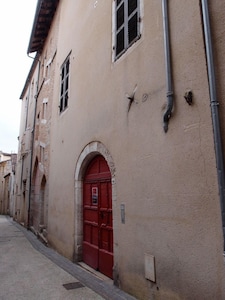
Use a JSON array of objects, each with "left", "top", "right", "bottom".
[
  {"left": 0, "top": 151, "right": 17, "bottom": 216},
  {"left": 16, "top": 1, "right": 225, "bottom": 299}
]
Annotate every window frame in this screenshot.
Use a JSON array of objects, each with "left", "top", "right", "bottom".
[
  {"left": 59, "top": 53, "right": 71, "bottom": 113},
  {"left": 113, "top": 0, "right": 141, "bottom": 60}
]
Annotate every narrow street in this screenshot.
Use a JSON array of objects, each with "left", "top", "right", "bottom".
[{"left": 0, "top": 215, "right": 136, "bottom": 300}]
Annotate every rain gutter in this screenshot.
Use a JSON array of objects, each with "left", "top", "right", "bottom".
[
  {"left": 201, "top": 0, "right": 225, "bottom": 250},
  {"left": 162, "top": 0, "right": 174, "bottom": 133}
]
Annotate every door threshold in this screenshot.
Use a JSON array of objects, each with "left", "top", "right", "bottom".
[{"left": 78, "top": 262, "right": 113, "bottom": 284}]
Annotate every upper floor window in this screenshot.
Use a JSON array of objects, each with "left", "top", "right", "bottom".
[
  {"left": 60, "top": 55, "right": 70, "bottom": 113},
  {"left": 44, "top": 51, "right": 56, "bottom": 80},
  {"left": 114, "top": 0, "right": 141, "bottom": 59}
]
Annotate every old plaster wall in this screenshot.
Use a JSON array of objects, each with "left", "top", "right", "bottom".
[
  {"left": 47, "top": 1, "right": 225, "bottom": 299},
  {"left": 16, "top": 65, "right": 39, "bottom": 226},
  {"left": 29, "top": 7, "right": 60, "bottom": 235},
  {"left": 0, "top": 160, "right": 11, "bottom": 214}
]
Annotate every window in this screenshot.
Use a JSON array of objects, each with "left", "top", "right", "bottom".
[
  {"left": 42, "top": 98, "right": 48, "bottom": 121},
  {"left": 44, "top": 51, "right": 56, "bottom": 80},
  {"left": 59, "top": 55, "right": 70, "bottom": 113},
  {"left": 45, "top": 62, "right": 51, "bottom": 79},
  {"left": 40, "top": 145, "right": 45, "bottom": 164},
  {"left": 114, "top": 0, "right": 140, "bottom": 59}
]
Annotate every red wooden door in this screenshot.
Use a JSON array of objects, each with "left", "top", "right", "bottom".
[{"left": 83, "top": 155, "right": 113, "bottom": 278}]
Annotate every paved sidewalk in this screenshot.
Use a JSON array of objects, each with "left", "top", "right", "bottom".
[{"left": 0, "top": 215, "right": 137, "bottom": 300}]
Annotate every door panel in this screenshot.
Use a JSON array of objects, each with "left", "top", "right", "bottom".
[
  {"left": 83, "top": 155, "right": 113, "bottom": 278},
  {"left": 99, "top": 249, "right": 114, "bottom": 279},
  {"left": 83, "top": 242, "right": 98, "bottom": 270}
]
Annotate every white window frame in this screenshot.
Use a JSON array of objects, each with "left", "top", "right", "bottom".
[
  {"left": 59, "top": 53, "right": 70, "bottom": 113},
  {"left": 112, "top": 0, "right": 142, "bottom": 61},
  {"left": 40, "top": 143, "right": 45, "bottom": 165},
  {"left": 44, "top": 50, "right": 57, "bottom": 81},
  {"left": 41, "top": 98, "right": 48, "bottom": 122}
]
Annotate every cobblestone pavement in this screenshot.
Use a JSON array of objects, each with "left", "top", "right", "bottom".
[{"left": 0, "top": 215, "right": 137, "bottom": 300}]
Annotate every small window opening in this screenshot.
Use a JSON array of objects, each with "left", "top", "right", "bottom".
[
  {"left": 59, "top": 55, "right": 70, "bottom": 113},
  {"left": 115, "top": 0, "right": 140, "bottom": 59}
]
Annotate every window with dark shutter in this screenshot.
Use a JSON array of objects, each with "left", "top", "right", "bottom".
[
  {"left": 115, "top": 0, "right": 140, "bottom": 59},
  {"left": 59, "top": 55, "right": 70, "bottom": 113}
]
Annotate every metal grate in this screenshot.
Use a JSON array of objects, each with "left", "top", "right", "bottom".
[{"left": 62, "top": 282, "right": 84, "bottom": 290}]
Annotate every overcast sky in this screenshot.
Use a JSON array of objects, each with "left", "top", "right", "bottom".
[{"left": 0, "top": 0, "right": 37, "bottom": 153}]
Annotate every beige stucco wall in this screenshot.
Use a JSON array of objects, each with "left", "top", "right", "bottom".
[
  {"left": 16, "top": 66, "right": 39, "bottom": 225},
  {"left": 0, "top": 160, "right": 11, "bottom": 214},
  {"left": 38, "top": 0, "right": 225, "bottom": 299}
]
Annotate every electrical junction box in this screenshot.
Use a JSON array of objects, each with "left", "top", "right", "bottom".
[{"left": 144, "top": 253, "right": 156, "bottom": 282}]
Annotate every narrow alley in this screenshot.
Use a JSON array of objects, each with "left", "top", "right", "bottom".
[{"left": 0, "top": 215, "right": 136, "bottom": 300}]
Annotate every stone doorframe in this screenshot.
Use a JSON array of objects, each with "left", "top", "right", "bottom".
[{"left": 74, "top": 141, "right": 116, "bottom": 262}]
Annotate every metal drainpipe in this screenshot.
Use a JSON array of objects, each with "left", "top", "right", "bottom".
[
  {"left": 162, "top": 0, "right": 174, "bottom": 133},
  {"left": 201, "top": 0, "right": 225, "bottom": 250}
]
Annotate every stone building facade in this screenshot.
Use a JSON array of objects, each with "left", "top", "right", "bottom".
[
  {"left": 16, "top": 1, "right": 225, "bottom": 299},
  {"left": 0, "top": 152, "right": 17, "bottom": 216}
]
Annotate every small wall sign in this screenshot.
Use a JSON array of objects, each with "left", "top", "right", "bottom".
[
  {"left": 120, "top": 203, "right": 125, "bottom": 224},
  {"left": 92, "top": 187, "right": 98, "bottom": 205}
]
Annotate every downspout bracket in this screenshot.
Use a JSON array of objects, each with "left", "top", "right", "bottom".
[{"left": 163, "top": 91, "right": 173, "bottom": 133}]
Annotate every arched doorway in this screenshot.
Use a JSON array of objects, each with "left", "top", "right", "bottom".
[
  {"left": 40, "top": 175, "right": 46, "bottom": 227},
  {"left": 83, "top": 155, "right": 113, "bottom": 278},
  {"left": 74, "top": 141, "right": 116, "bottom": 279},
  {"left": 30, "top": 158, "right": 40, "bottom": 230}
]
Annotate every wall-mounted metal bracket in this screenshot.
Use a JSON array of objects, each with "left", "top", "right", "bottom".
[
  {"left": 184, "top": 90, "right": 193, "bottom": 105},
  {"left": 163, "top": 91, "right": 173, "bottom": 133}
]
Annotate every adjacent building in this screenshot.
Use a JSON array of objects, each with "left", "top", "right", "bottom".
[
  {"left": 0, "top": 151, "right": 17, "bottom": 216},
  {"left": 16, "top": 1, "right": 225, "bottom": 299}
]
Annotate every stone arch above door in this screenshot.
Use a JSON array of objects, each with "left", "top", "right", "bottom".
[
  {"left": 74, "top": 141, "right": 116, "bottom": 262},
  {"left": 75, "top": 141, "right": 116, "bottom": 180}
]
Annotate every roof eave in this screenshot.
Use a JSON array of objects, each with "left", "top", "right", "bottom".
[{"left": 27, "top": 0, "right": 59, "bottom": 54}]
